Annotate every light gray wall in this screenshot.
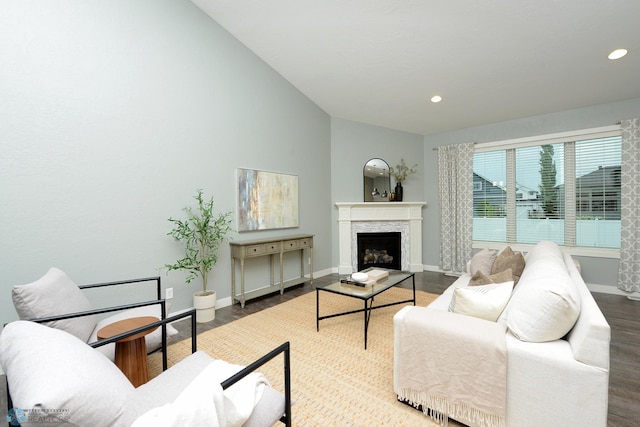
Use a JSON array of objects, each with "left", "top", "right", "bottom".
[
  {"left": 330, "top": 118, "right": 425, "bottom": 267},
  {"left": 422, "top": 97, "right": 640, "bottom": 289},
  {"left": 0, "top": 0, "right": 331, "bottom": 329}
]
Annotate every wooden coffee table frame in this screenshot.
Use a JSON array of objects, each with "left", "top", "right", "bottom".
[{"left": 316, "top": 270, "right": 415, "bottom": 349}]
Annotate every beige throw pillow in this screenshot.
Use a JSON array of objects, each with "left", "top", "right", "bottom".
[
  {"left": 469, "top": 268, "right": 513, "bottom": 286},
  {"left": 491, "top": 247, "right": 525, "bottom": 284}
]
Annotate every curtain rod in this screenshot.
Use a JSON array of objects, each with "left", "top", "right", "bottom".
[{"left": 431, "top": 121, "right": 623, "bottom": 151}]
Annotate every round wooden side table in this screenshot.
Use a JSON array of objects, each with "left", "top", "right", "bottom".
[{"left": 97, "top": 316, "right": 159, "bottom": 387}]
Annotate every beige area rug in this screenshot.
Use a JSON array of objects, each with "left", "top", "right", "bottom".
[{"left": 149, "top": 287, "right": 454, "bottom": 426}]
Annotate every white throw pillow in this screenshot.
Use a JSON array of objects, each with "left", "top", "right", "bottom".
[
  {"left": 0, "top": 321, "right": 134, "bottom": 427},
  {"left": 449, "top": 281, "right": 514, "bottom": 322},
  {"left": 88, "top": 304, "right": 179, "bottom": 361},
  {"left": 507, "top": 261, "right": 581, "bottom": 342},
  {"left": 11, "top": 267, "right": 96, "bottom": 342}
]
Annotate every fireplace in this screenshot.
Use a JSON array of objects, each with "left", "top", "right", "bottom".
[
  {"left": 336, "top": 202, "right": 426, "bottom": 274},
  {"left": 357, "top": 232, "right": 401, "bottom": 271}
]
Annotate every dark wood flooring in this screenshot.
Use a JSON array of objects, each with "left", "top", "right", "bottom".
[{"left": 172, "top": 271, "right": 640, "bottom": 427}]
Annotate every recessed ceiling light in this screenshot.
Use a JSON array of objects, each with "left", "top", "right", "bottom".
[
  {"left": 431, "top": 95, "right": 442, "bottom": 103},
  {"left": 608, "top": 48, "right": 628, "bottom": 60}
]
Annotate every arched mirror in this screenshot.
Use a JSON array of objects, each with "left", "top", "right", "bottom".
[{"left": 363, "top": 158, "right": 391, "bottom": 202}]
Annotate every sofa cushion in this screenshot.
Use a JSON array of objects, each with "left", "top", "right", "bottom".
[
  {"left": 491, "top": 247, "right": 525, "bottom": 284},
  {"left": 88, "top": 304, "right": 178, "bottom": 361},
  {"left": 469, "top": 268, "right": 513, "bottom": 286},
  {"left": 449, "top": 281, "right": 514, "bottom": 322},
  {"left": 507, "top": 258, "right": 581, "bottom": 342},
  {"left": 0, "top": 320, "right": 134, "bottom": 427},
  {"left": 469, "top": 248, "right": 497, "bottom": 276},
  {"left": 11, "top": 267, "right": 96, "bottom": 342}
]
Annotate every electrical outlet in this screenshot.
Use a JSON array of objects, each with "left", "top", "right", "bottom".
[
  {"left": 308, "top": 257, "right": 311, "bottom": 265},
  {"left": 165, "top": 288, "right": 173, "bottom": 299}
]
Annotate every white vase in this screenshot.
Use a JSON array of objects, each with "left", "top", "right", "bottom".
[{"left": 193, "top": 291, "right": 216, "bottom": 323}]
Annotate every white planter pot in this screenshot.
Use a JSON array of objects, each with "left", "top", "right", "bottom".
[{"left": 193, "top": 291, "right": 216, "bottom": 323}]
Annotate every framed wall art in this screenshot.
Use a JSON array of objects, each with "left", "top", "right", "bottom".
[{"left": 237, "top": 168, "right": 299, "bottom": 231}]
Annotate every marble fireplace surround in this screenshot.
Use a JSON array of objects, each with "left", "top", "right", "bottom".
[{"left": 336, "top": 202, "right": 426, "bottom": 274}]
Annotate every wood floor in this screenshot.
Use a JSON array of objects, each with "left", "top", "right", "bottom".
[{"left": 173, "top": 271, "right": 640, "bottom": 427}]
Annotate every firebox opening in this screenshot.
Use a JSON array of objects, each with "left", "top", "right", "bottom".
[{"left": 357, "top": 232, "right": 401, "bottom": 272}]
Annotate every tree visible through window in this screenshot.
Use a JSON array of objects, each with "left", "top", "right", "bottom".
[{"left": 539, "top": 145, "right": 558, "bottom": 218}]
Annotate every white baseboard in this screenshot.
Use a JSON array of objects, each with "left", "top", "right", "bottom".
[{"left": 587, "top": 283, "right": 640, "bottom": 297}]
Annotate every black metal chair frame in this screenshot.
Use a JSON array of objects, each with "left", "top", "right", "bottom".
[{"left": 6, "top": 275, "right": 292, "bottom": 426}]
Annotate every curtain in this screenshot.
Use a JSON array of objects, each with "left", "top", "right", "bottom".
[
  {"left": 618, "top": 118, "right": 640, "bottom": 294},
  {"left": 438, "top": 142, "right": 474, "bottom": 272}
]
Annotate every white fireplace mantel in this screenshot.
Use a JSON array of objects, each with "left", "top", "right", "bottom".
[{"left": 336, "top": 202, "right": 426, "bottom": 274}]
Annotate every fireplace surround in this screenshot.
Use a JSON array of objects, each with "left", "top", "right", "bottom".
[{"left": 336, "top": 202, "right": 426, "bottom": 274}]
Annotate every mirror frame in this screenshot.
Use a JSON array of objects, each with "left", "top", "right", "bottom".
[{"left": 363, "top": 158, "right": 391, "bottom": 202}]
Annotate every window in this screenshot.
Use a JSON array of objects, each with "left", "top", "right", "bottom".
[{"left": 473, "top": 127, "right": 621, "bottom": 249}]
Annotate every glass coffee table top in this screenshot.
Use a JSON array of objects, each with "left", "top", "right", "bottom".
[{"left": 318, "top": 269, "right": 414, "bottom": 299}]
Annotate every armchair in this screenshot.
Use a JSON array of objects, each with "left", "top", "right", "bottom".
[
  {"left": 10, "top": 267, "right": 176, "bottom": 370},
  {"left": 1, "top": 312, "right": 291, "bottom": 426}
]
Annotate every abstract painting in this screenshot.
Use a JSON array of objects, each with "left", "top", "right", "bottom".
[{"left": 237, "top": 168, "right": 299, "bottom": 231}]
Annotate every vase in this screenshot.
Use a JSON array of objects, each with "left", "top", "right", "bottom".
[
  {"left": 193, "top": 291, "right": 216, "bottom": 323},
  {"left": 395, "top": 182, "right": 403, "bottom": 201}
]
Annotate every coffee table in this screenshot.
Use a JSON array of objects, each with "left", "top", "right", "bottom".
[
  {"left": 97, "top": 316, "right": 159, "bottom": 387},
  {"left": 316, "top": 269, "right": 415, "bottom": 349}
]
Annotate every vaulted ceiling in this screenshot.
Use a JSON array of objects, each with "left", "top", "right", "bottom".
[{"left": 192, "top": 0, "right": 640, "bottom": 135}]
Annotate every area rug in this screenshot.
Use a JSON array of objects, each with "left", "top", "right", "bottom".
[{"left": 149, "top": 287, "right": 454, "bottom": 426}]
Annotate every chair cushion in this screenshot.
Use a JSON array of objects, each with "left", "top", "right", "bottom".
[
  {"left": 88, "top": 304, "right": 179, "bottom": 361},
  {"left": 0, "top": 321, "right": 134, "bottom": 427},
  {"left": 11, "top": 267, "right": 96, "bottom": 342}
]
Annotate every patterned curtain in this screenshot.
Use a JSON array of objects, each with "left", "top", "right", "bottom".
[
  {"left": 438, "top": 143, "right": 474, "bottom": 272},
  {"left": 618, "top": 118, "right": 640, "bottom": 294}
]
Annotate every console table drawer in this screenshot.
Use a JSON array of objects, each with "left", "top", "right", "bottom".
[
  {"left": 283, "top": 240, "right": 299, "bottom": 250},
  {"left": 264, "top": 242, "right": 281, "bottom": 254},
  {"left": 298, "top": 238, "right": 312, "bottom": 248},
  {"left": 244, "top": 244, "right": 266, "bottom": 256}
]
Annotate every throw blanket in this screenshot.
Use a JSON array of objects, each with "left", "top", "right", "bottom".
[
  {"left": 396, "top": 309, "right": 507, "bottom": 427},
  {"left": 132, "top": 359, "right": 269, "bottom": 427}
]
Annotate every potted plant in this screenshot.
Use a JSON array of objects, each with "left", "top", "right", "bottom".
[
  {"left": 389, "top": 158, "right": 417, "bottom": 201},
  {"left": 165, "top": 189, "right": 233, "bottom": 323}
]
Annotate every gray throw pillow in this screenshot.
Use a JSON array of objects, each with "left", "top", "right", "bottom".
[
  {"left": 469, "top": 248, "right": 497, "bottom": 276},
  {"left": 12, "top": 267, "right": 97, "bottom": 342}
]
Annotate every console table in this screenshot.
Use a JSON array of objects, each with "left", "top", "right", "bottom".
[{"left": 230, "top": 234, "right": 314, "bottom": 307}]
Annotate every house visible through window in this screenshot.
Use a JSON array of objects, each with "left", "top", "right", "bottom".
[{"left": 472, "top": 128, "right": 621, "bottom": 249}]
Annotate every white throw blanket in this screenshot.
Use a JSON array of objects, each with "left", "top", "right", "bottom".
[
  {"left": 132, "top": 359, "right": 269, "bottom": 427},
  {"left": 396, "top": 309, "right": 507, "bottom": 427}
]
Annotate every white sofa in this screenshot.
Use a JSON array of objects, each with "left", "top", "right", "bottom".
[{"left": 394, "top": 240, "right": 611, "bottom": 427}]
